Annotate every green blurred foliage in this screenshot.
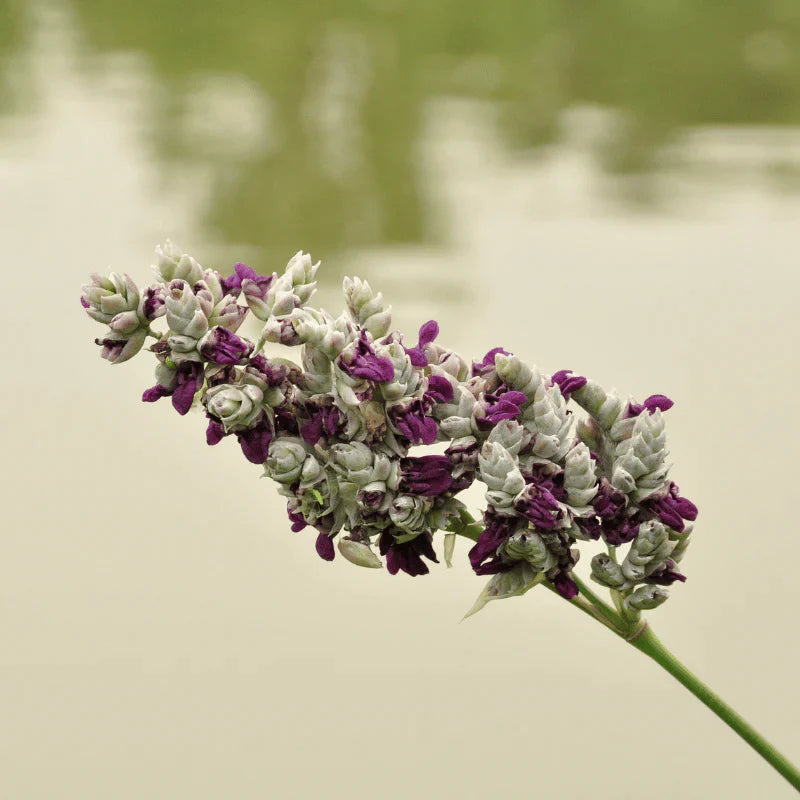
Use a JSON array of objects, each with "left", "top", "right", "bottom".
[
  {"left": 6, "top": 1, "right": 800, "bottom": 261},
  {"left": 0, "top": 0, "right": 33, "bottom": 117}
]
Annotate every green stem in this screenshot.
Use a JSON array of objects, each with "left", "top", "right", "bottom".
[
  {"left": 451, "top": 519, "right": 800, "bottom": 790},
  {"left": 629, "top": 625, "right": 800, "bottom": 793},
  {"left": 450, "top": 514, "right": 800, "bottom": 789},
  {"left": 571, "top": 574, "right": 630, "bottom": 633}
]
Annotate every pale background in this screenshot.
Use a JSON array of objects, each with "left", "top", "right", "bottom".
[{"left": 2, "top": 3, "right": 800, "bottom": 798}]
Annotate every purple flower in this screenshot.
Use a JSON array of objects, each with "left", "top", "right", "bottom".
[
  {"left": 472, "top": 347, "right": 510, "bottom": 377},
  {"left": 142, "top": 361, "right": 203, "bottom": 415},
  {"left": 379, "top": 531, "right": 439, "bottom": 576},
  {"left": 551, "top": 369, "right": 587, "bottom": 399},
  {"left": 94, "top": 330, "right": 147, "bottom": 364},
  {"left": 626, "top": 394, "right": 674, "bottom": 417},
  {"left": 206, "top": 418, "right": 225, "bottom": 445},
  {"left": 300, "top": 403, "right": 341, "bottom": 445},
  {"left": 468, "top": 513, "right": 519, "bottom": 575},
  {"left": 513, "top": 482, "right": 563, "bottom": 530},
  {"left": 551, "top": 571, "right": 579, "bottom": 599},
  {"left": 588, "top": 480, "right": 640, "bottom": 544},
  {"left": 445, "top": 437, "right": 479, "bottom": 492},
  {"left": 198, "top": 327, "right": 254, "bottom": 365},
  {"left": 287, "top": 507, "right": 308, "bottom": 533},
  {"left": 171, "top": 362, "right": 205, "bottom": 415},
  {"left": 605, "top": 518, "right": 641, "bottom": 546},
  {"left": 644, "top": 558, "right": 687, "bottom": 586},
  {"left": 338, "top": 333, "right": 395, "bottom": 383},
  {"left": 237, "top": 264, "right": 275, "bottom": 318},
  {"left": 404, "top": 320, "right": 439, "bottom": 367},
  {"left": 221, "top": 262, "right": 262, "bottom": 296},
  {"left": 357, "top": 488, "right": 387, "bottom": 511},
  {"left": 205, "top": 414, "right": 271, "bottom": 463},
  {"left": 593, "top": 479, "right": 627, "bottom": 520},
  {"left": 142, "top": 384, "right": 173, "bottom": 403},
  {"left": 424, "top": 375, "right": 454, "bottom": 404},
  {"left": 237, "top": 421, "right": 273, "bottom": 464},
  {"left": 142, "top": 286, "right": 167, "bottom": 321},
  {"left": 400, "top": 455, "right": 453, "bottom": 496},
  {"left": 274, "top": 405, "right": 300, "bottom": 436},
  {"left": 389, "top": 398, "right": 438, "bottom": 445},
  {"left": 574, "top": 514, "right": 602, "bottom": 540},
  {"left": 643, "top": 482, "right": 698, "bottom": 532},
  {"left": 479, "top": 390, "right": 527, "bottom": 428}
]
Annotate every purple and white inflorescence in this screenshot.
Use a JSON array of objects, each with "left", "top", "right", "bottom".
[{"left": 81, "top": 243, "right": 697, "bottom": 613}]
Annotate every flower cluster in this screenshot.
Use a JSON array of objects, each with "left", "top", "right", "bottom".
[{"left": 81, "top": 243, "right": 697, "bottom": 615}]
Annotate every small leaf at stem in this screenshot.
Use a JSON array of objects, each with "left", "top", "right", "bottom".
[
  {"left": 462, "top": 563, "right": 543, "bottom": 620},
  {"left": 444, "top": 532, "right": 456, "bottom": 568}
]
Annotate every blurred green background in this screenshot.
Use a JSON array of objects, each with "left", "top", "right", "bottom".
[{"left": 3, "top": 0, "right": 799, "bottom": 265}]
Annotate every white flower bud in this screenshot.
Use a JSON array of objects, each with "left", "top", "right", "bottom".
[
  {"left": 500, "top": 530, "right": 557, "bottom": 572},
  {"left": 81, "top": 272, "right": 141, "bottom": 325},
  {"left": 485, "top": 420, "right": 528, "bottom": 457},
  {"left": 389, "top": 496, "right": 430, "bottom": 532},
  {"left": 165, "top": 280, "right": 210, "bottom": 341},
  {"left": 576, "top": 416, "right": 603, "bottom": 452},
  {"left": 622, "top": 521, "right": 674, "bottom": 583},
  {"left": 614, "top": 410, "right": 670, "bottom": 500},
  {"left": 379, "top": 342, "right": 419, "bottom": 402},
  {"left": 94, "top": 328, "right": 148, "bottom": 364},
  {"left": 572, "top": 380, "right": 624, "bottom": 430},
  {"left": 564, "top": 442, "right": 599, "bottom": 509},
  {"left": 152, "top": 240, "right": 204, "bottom": 285},
  {"left": 521, "top": 384, "right": 571, "bottom": 461},
  {"left": 204, "top": 384, "right": 264, "bottom": 432},
  {"left": 264, "top": 437, "right": 308, "bottom": 484},
  {"left": 265, "top": 251, "right": 319, "bottom": 317},
  {"left": 624, "top": 584, "right": 669, "bottom": 611},
  {"left": 590, "top": 553, "right": 627, "bottom": 588},
  {"left": 479, "top": 442, "right": 525, "bottom": 494},
  {"left": 343, "top": 276, "right": 392, "bottom": 338},
  {"left": 494, "top": 355, "right": 545, "bottom": 405},
  {"left": 479, "top": 441, "right": 526, "bottom": 513}
]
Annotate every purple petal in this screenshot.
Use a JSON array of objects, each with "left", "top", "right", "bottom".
[
  {"left": 551, "top": 369, "right": 588, "bottom": 398},
  {"left": 401, "top": 455, "right": 453, "bottom": 496},
  {"left": 643, "top": 394, "right": 674, "bottom": 413},
  {"left": 472, "top": 346, "right": 510, "bottom": 377},
  {"left": 553, "top": 573, "right": 579, "bottom": 599},
  {"left": 171, "top": 363, "right": 203, "bottom": 415},
  {"left": 142, "top": 286, "right": 166, "bottom": 321},
  {"left": 315, "top": 532, "right": 335, "bottom": 561},
  {"left": 237, "top": 425, "right": 273, "bottom": 464},
  {"left": 142, "top": 384, "right": 172, "bottom": 403},
  {"left": 405, "top": 346, "right": 427, "bottom": 367},
  {"left": 206, "top": 419, "right": 225, "bottom": 445},
  {"left": 418, "top": 320, "right": 439, "bottom": 347},
  {"left": 425, "top": 375, "right": 454, "bottom": 404},
  {"left": 288, "top": 508, "right": 308, "bottom": 533},
  {"left": 80, "top": 296, "right": 90, "bottom": 308},
  {"left": 300, "top": 416, "right": 324, "bottom": 445}
]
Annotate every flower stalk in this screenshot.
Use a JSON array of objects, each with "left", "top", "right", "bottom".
[{"left": 451, "top": 519, "right": 800, "bottom": 792}]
